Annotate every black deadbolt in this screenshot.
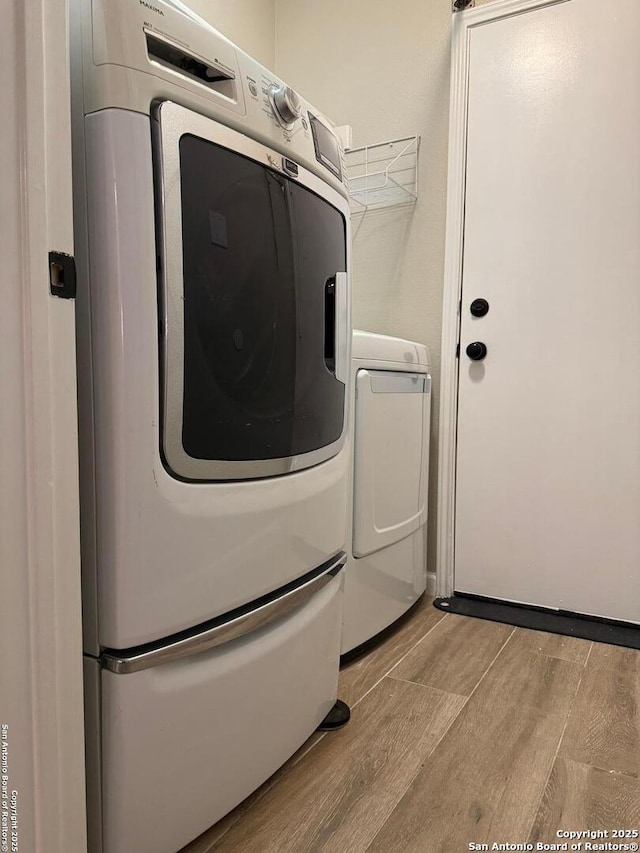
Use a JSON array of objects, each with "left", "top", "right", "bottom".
[
  {"left": 466, "top": 341, "right": 487, "bottom": 361},
  {"left": 470, "top": 298, "right": 489, "bottom": 317}
]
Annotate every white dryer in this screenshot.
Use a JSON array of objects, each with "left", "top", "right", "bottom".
[
  {"left": 71, "top": 2, "right": 352, "bottom": 851},
  {"left": 342, "top": 331, "right": 431, "bottom": 656}
]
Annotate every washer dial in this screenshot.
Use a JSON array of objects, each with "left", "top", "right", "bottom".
[{"left": 269, "top": 85, "right": 302, "bottom": 128}]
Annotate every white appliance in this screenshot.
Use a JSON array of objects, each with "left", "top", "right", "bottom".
[
  {"left": 71, "top": 2, "right": 352, "bottom": 851},
  {"left": 341, "top": 331, "right": 431, "bottom": 656}
]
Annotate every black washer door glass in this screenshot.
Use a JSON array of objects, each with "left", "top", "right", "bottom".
[
  {"left": 178, "top": 134, "right": 346, "bottom": 464},
  {"left": 288, "top": 181, "right": 346, "bottom": 454}
]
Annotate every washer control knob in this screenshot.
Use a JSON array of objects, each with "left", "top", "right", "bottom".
[{"left": 269, "top": 85, "right": 301, "bottom": 127}]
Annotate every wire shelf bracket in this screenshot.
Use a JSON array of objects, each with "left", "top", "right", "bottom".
[{"left": 344, "top": 135, "right": 420, "bottom": 214}]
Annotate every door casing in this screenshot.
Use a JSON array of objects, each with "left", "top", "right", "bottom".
[{"left": 1, "top": 0, "right": 87, "bottom": 850}]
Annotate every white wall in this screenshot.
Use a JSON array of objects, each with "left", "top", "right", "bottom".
[
  {"left": 275, "top": 0, "right": 454, "bottom": 573},
  {"left": 185, "top": 0, "right": 276, "bottom": 67}
]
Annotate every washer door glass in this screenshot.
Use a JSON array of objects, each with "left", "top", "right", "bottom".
[{"left": 177, "top": 132, "right": 346, "bottom": 476}]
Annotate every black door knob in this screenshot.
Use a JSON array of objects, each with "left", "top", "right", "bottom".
[
  {"left": 466, "top": 341, "right": 487, "bottom": 361},
  {"left": 470, "top": 298, "right": 489, "bottom": 317}
]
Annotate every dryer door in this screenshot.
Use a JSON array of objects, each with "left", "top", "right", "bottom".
[
  {"left": 155, "top": 100, "right": 350, "bottom": 481},
  {"left": 353, "top": 369, "right": 431, "bottom": 557}
]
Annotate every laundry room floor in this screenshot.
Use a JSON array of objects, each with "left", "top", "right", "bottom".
[{"left": 182, "top": 597, "right": 640, "bottom": 853}]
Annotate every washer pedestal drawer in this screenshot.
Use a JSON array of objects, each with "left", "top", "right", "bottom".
[{"left": 98, "top": 574, "right": 342, "bottom": 853}]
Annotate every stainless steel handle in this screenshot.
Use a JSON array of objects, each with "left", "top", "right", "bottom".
[
  {"left": 102, "top": 554, "right": 346, "bottom": 675},
  {"left": 368, "top": 370, "right": 431, "bottom": 394},
  {"left": 334, "top": 272, "right": 350, "bottom": 384}
]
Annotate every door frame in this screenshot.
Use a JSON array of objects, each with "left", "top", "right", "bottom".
[
  {"left": 1, "top": 0, "right": 87, "bottom": 850},
  {"left": 436, "top": 0, "right": 573, "bottom": 597}
]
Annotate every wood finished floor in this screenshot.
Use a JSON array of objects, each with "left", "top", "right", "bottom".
[{"left": 182, "top": 598, "right": 640, "bottom": 853}]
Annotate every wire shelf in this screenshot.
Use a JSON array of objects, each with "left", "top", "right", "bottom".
[{"left": 344, "top": 135, "right": 419, "bottom": 214}]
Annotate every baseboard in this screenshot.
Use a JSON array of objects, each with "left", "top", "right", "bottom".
[{"left": 426, "top": 572, "right": 437, "bottom": 597}]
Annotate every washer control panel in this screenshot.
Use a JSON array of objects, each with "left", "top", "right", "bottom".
[
  {"left": 241, "top": 57, "right": 344, "bottom": 189},
  {"left": 85, "top": 0, "right": 346, "bottom": 196}
]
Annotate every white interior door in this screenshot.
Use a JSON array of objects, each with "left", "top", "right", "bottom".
[{"left": 455, "top": 0, "right": 640, "bottom": 622}]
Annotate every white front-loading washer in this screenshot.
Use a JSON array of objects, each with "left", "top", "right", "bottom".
[
  {"left": 341, "top": 331, "right": 431, "bottom": 656},
  {"left": 71, "top": 3, "right": 352, "bottom": 850}
]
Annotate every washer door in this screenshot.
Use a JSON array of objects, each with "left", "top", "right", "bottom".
[
  {"left": 155, "top": 101, "right": 351, "bottom": 481},
  {"left": 353, "top": 369, "right": 431, "bottom": 557}
]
